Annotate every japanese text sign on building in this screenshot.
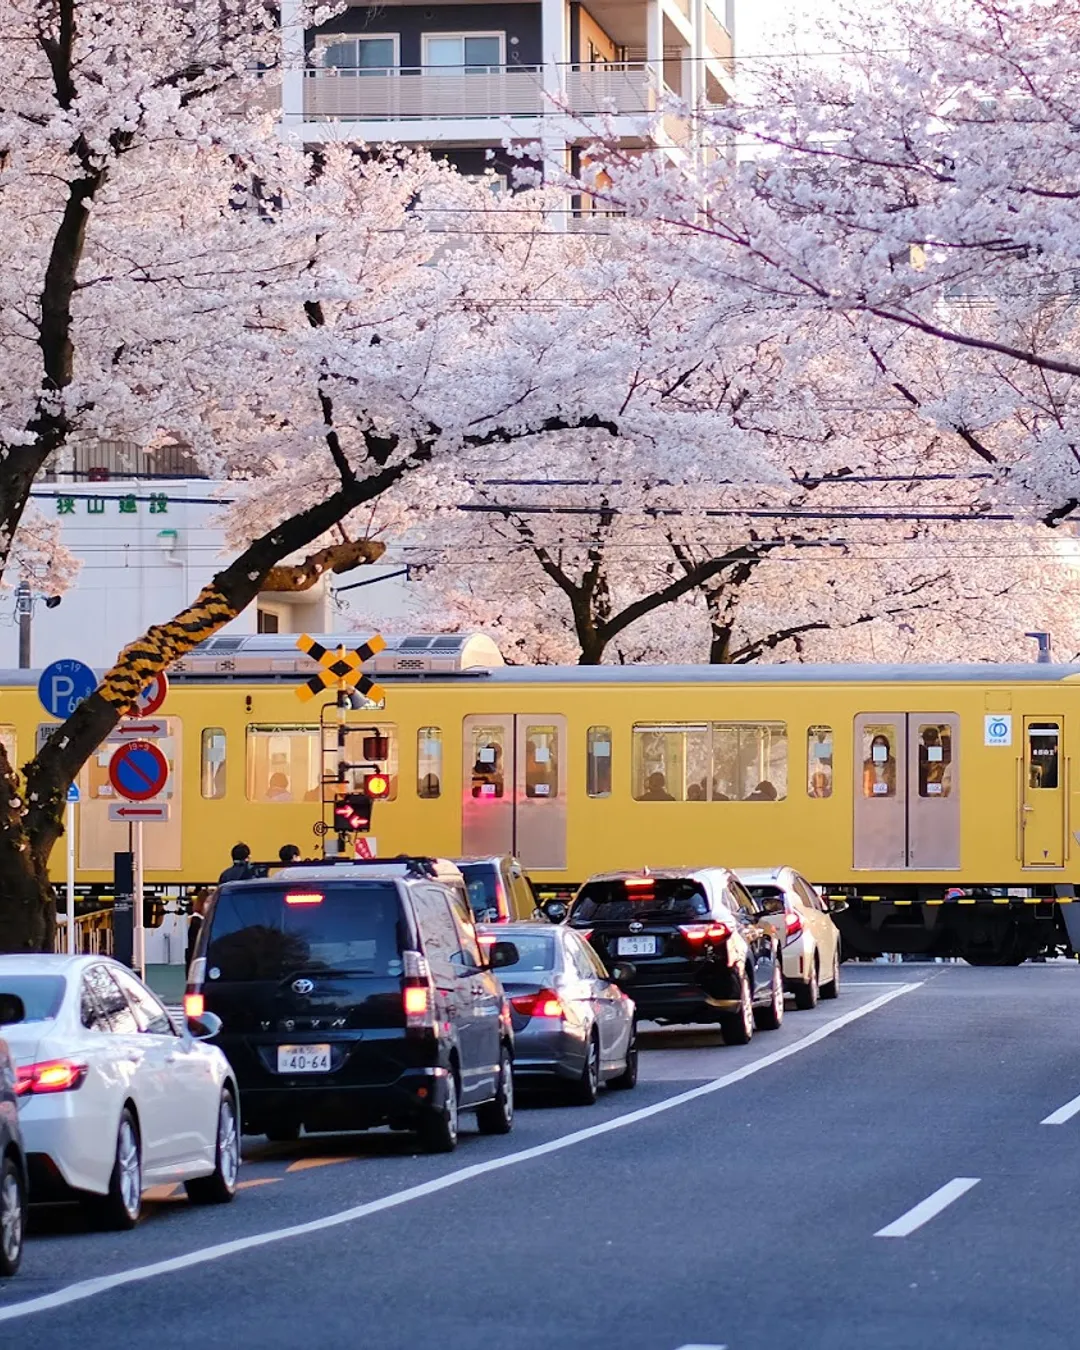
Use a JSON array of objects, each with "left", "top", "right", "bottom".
[{"left": 55, "top": 494, "right": 168, "bottom": 516}]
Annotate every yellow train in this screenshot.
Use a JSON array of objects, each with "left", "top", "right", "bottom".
[{"left": 6, "top": 633, "right": 1080, "bottom": 965}]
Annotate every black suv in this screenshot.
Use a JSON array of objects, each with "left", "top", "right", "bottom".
[
  {"left": 187, "top": 858, "right": 517, "bottom": 1152},
  {"left": 563, "top": 869, "right": 784, "bottom": 1044}
]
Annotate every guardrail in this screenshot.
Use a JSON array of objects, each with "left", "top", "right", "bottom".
[{"left": 54, "top": 909, "right": 114, "bottom": 956}]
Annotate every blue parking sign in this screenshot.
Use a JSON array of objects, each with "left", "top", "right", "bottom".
[{"left": 38, "top": 659, "right": 97, "bottom": 719}]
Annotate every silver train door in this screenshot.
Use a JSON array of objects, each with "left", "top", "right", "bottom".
[{"left": 461, "top": 715, "right": 567, "bottom": 870}]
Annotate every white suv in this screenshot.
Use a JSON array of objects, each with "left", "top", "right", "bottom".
[{"left": 736, "top": 868, "right": 843, "bottom": 1010}]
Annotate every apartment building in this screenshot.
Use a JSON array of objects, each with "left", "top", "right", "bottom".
[{"left": 280, "top": 0, "right": 735, "bottom": 194}]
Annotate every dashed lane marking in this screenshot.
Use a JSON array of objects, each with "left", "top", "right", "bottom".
[
  {"left": 1041, "top": 1091, "right": 1080, "bottom": 1126},
  {"left": 0, "top": 982, "right": 920, "bottom": 1324},
  {"left": 236, "top": 1179, "right": 283, "bottom": 1192},
  {"left": 285, "top": 1157, "right": 356, "bottom": 1174},
  {"left": 874, "top": 1178, "right": 981, "bottom": 1238}
]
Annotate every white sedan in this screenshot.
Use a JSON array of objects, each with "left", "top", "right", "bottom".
[{"left": 0, "top": 954, "right": 239, "bottom": 1229}]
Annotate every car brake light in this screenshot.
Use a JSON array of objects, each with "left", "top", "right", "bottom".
[
  {"left": 577, "top": 928, "right": 593, "bottom": 942},
  {"left": 624, "top": 877, "right": 654, "bottom": 891},
  {"left": 678, "top": 922, "right": 731, "bottom": 944},
  {"left": 402, "top": 951, "right": 435, "bottom": 1029},
  {"left": 184, "top": 992, "right": 205, "bottom": 1019},
  {"left": 510, "top": 988, "right": 563, "bottom": 1018},
  {"left": 285, "top": 892, "right": 323, "bottom": 906},
  {"left": 403, "top": 986, "right": 429, "bottom": 1016},
  {"left": 785, "top": 911, "right": 804, "bottom": 939},
  {"left": 15, "top": 1059, "right": 87, "bottom": 1096}
]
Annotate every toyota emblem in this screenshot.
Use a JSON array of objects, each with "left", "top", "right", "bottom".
[
  {"left": 292, "top": 978, "right": 315, "bottom": 995},
  {"left": 629, "top": 921, "right": 644, "bottom": 933}
]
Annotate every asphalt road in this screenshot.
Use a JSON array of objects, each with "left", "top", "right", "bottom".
[{"left": 5, "top": 964, "right": 1080, "bottom": 1349}]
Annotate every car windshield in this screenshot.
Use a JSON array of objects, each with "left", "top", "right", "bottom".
[
  {"left": 493, "top": 933, "right": 555, "bottom": 973},
  {"left": 0, "top": 974, "right": 66, "bottom": 1023},
  {"left": 572, "top": 879, "right": 710, "bottom": 923},
  {"left": 459, "top": 864, "right": 501, "bottom": 921},
  {"left": 746, "top": 885, "right": 787, "bottom": 906},
  {"left": 205, "top": 882, "right": 405, "bottom": 981}
]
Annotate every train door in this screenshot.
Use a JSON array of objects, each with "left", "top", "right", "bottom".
[
  {"left": 1022, "top": 716, "right": 1065, "bottom": 867},
  {"left": 461, "top": 715, "right": 567, "bottom": 870},
  {"left": 853, "top": 713, "right": 960, "bottom": 870}
]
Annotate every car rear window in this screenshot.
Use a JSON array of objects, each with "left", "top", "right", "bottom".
[
  {"left": 459, "top": 864, "right": 501, "bottom": 921},
  {"left": 494, "top": 933, "right": 555, "bottom": 973},
  {"left": 206, "top": 882, "right": 406, "bottom": 982},
  {"left": 746, "top": 885, "right": 788, "bottom": 907},
  {"left": 572, "top": 879, "right": 710, "bottom": 923},
  {"left": 0, "top": 975, "right": 66, "bottom": 1023}
]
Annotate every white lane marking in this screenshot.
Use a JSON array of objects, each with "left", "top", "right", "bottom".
[
  {"left": 874, "top": 1178, "right": 980, "bottom": 1238},
  {"left": 0, "top": 982, "right": 920, "bottom": 1324},
  {"left": 675, "top": 1344, "right": 728, "bottom": 1349},
  {"left": 1041, "top": 1091, "right": 1080, "bottom": 1125}
]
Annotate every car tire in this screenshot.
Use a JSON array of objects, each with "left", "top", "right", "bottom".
[
  {"left": 754, "top": 958, "right": 785, "bottom": 1031},
  {"left": 820, "top": 948, "right": 841, "bottom": 1000},
  {"left": 418, "top": 1068, "right": 459, "bottom": 1153},
  {"left": 84, "top": 1107, "right": 142, "bottom": 1231},
  {"left": 721, "top": 970, "right": 755, "bottom": 1046},
  {"left": 569, "top": 1033, "right": 600, "bottom": 1105},
  {"left": 794, "top": 957, "right": 820, "bottom": 1010},
  {"left": 609, "top": 1023, "right": 638, "bottom": 1090},
  {"left": 263, "top": 1121, "right": 301, "bottom": 1144},
  {"left": 0, "top": 1154, "right": 25, "bottom": 1278},
  {"left": 185, "top": 1088, "right": 240, "bottom": 1206},
  {"left": 476, "top": 1047, "right": 514, "bottom": 1135}
]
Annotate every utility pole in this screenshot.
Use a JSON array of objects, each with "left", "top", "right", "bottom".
[{"left": 15, "top": 582, "right": 31, "bottom": 670}]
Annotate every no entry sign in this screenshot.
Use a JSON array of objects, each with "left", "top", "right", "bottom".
[
  {"left": 109, "top": 740, "right": 169, "bottom": 802},
  {"left": 134, "top": 673, "right": 168, "bottom": 717}
]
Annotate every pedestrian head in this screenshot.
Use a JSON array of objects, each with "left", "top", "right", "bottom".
[
  {"left": 279, "top": 843, "right": 300, "bottom": 865},
  {"left": 231, "top": 842, "right": 251, "bottom": 863}
]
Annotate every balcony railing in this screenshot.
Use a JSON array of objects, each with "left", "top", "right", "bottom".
[{"left": 302, "top": 62, "right": 661, "bottom": 123}]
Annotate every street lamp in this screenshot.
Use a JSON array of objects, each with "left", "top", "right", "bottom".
[{"left": 15, "top": 582, "right": 62, "bottom": 669}]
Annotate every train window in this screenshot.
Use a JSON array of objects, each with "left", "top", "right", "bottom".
[
  {"left": 917, "top": 723, "right": 953, "bottom": 798},
  {"left": 807, "top": 726, "right": 833, "bottom": 798},
  {"left": 246, "top": 725, "right": 320, "bottom": 803},
  {"left": 200, "top": 728, "right": 226, "bottom": 799},
  {"left": 524, "top": 725, "right": 559, "bottom": 799},
  {"left": 586, "top": 726, "right": 612, "bottom": 797},
  {"left": 340, "top": 725, "right": 398, "bottom": 800},
  {"left": 0, "top": 726, "right": 16, "bottom": 773},
  {"left": 861, "top": 724, "right": 898, "bottom": 798},
  {"left": 417, "top": 727, "right": 442, "bottom": 799},
  {"left": 711, "top": 723, "right": 787, "bottom": 802},
  {"left": 1029, "top": 722, "right": 1060, "bottom": 789},
  {"left": 632, "top": 724, "right": 710, "bottom": 802},
  {"left": 470, "top": 725, "right": 506, "bottom": 799}
]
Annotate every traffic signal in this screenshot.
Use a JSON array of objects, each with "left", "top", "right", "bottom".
[
  {"left": 333, "top": 792, "right": 373, "bottom": 833},
  {"left": 363, "top": 772, "right": 390, "bottom": 800}
]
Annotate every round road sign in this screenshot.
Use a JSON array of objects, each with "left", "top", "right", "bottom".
[
  {"left": 109, "top": 740, "right": 169, "bottom": 802},
  {"left": 134, "top": 673, "right": 168, "bottom": 716},
  {"left": 38, "top": 659, "right": 96, "bottom": 719}
]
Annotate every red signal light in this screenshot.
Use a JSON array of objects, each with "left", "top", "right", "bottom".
[{"left": 364, "top": 773, "right": 390, "bottom": 800}]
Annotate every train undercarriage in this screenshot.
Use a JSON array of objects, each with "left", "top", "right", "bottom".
[{"left": 827, "top": 884, "right": 1080, "bottom": 967}]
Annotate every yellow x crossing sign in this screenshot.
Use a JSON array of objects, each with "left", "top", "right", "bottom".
[{"left": 295, "top": 634, "right": 387, "bottom": 703}]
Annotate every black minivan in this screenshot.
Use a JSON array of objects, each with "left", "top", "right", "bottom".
[{"left": 187, "top": 858, "right": 517, "bottom": 1152}]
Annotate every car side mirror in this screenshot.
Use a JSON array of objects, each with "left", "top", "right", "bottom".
[
  {"left": 608, "top": 961, "right": 635, "bottom": 983},
  {"left": 826, "top": 898, "right": 849, "bottom": 915},
  {"left": 541, "top": 899, "right": 568, "bottom": 924},
  {"left": 187, "top": 1011, "right": 222, "bottom": 1041},
  {"left": 489, "top": 941, "right": 520, "bottom": 970},
  {"left": 0, "top": 993, "right": 25, "bottom": 1026}
]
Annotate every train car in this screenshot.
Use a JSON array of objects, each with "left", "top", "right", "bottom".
[{"left": 5, "top": 634, "right": 1080, "bottom": 965}]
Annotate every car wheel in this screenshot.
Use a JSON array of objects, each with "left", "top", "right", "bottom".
[
  {"left": 569, "top": 1033, "right": 600, "bottom": 1105},
  {"left": 821, "top": 947, "right": 841, "bottom": 1000},
  {"left": 609, "top": 1022, "right": 638, "bottom": 1090},
  {"left": 186, "top": 1089, "right": 240, "bottom": 1205},
  {"left": 0, "top": 1155, "right": 25, "bottom": 1278},
  {"left": 476, "top": 1047, "right": 514, "bottom": 1135},
  {"left": 794, "top": 957, "right": 820, "bottom": 1010},
  {"left": 754, "top": 958, "right": 785, "bottom": 1031},
  {"left": 721, "top": 970, "right": 755, "bottom": 1046},
  {"left": 418, "top": 1068, "right": 459, "bottom": 1153},
  {"left": 84, "top": 1108, "right": 142, "bottom": 1231}
]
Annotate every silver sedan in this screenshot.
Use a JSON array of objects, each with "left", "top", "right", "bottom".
[{"left": 480, "top": 923, "right": 638, "bottom": 1105}]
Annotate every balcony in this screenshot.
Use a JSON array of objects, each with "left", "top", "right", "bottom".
[{"left": 301, "top": 63, "right": 661, "bottom": 125}]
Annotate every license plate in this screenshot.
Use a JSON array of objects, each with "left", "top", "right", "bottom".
[
  {"left": 617, "top": 936, "right": 658, "bottom": 956},
  {"left": 277, "top": 1044, "right": 331, "bottom": 1074}
]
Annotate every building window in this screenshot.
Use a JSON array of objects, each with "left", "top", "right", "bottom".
[
  {"left": 632, "top": 723, "right": 787, "bottom": 802},
  {"left": 256, "top": 608, "right": 279, "bottom": 634},
  {"left": 524, "top": 726, "right": 559, "bottom": 799},
  {"left": 917, "top": 723, "right": 953, "bottom": 798},
  {"left": 586, "top": 726, "right": 612, "bottom": 798},
  {"left": 201, "top": 728, "right": 226, "bottom": 800},
  {"left": 245, "top": 725, "right": 320, "bottom": 803},
  {"left": 319, "top": 34, "right": 399, "bottom": 74},
  {"left": 417, "top": 727, "right": 442, "bottom": 799},
  {"left": 807, "top": 726, "right": 833, "bottom": 798},
  {"left": 423, "top": 33, "right": 505, "bottom": 73}
]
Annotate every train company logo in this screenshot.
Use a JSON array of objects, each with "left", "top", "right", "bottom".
[{"left": 984, "top": 715, "right": 1012, "bottom": 747}]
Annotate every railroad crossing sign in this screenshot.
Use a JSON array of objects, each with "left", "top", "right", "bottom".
[
  {"left": 109, "top": 740, "right": 169, "bottom": 802},
  {"left": 134, "top": 673, "right": 168, "bottom": 716},
  {"left": 294, "top": 634, "right": 387, "bottom": 703}
]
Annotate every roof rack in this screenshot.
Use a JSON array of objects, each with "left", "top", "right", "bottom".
[{"left": 283, "top": 854, "right": 444, "bottom": 879}]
